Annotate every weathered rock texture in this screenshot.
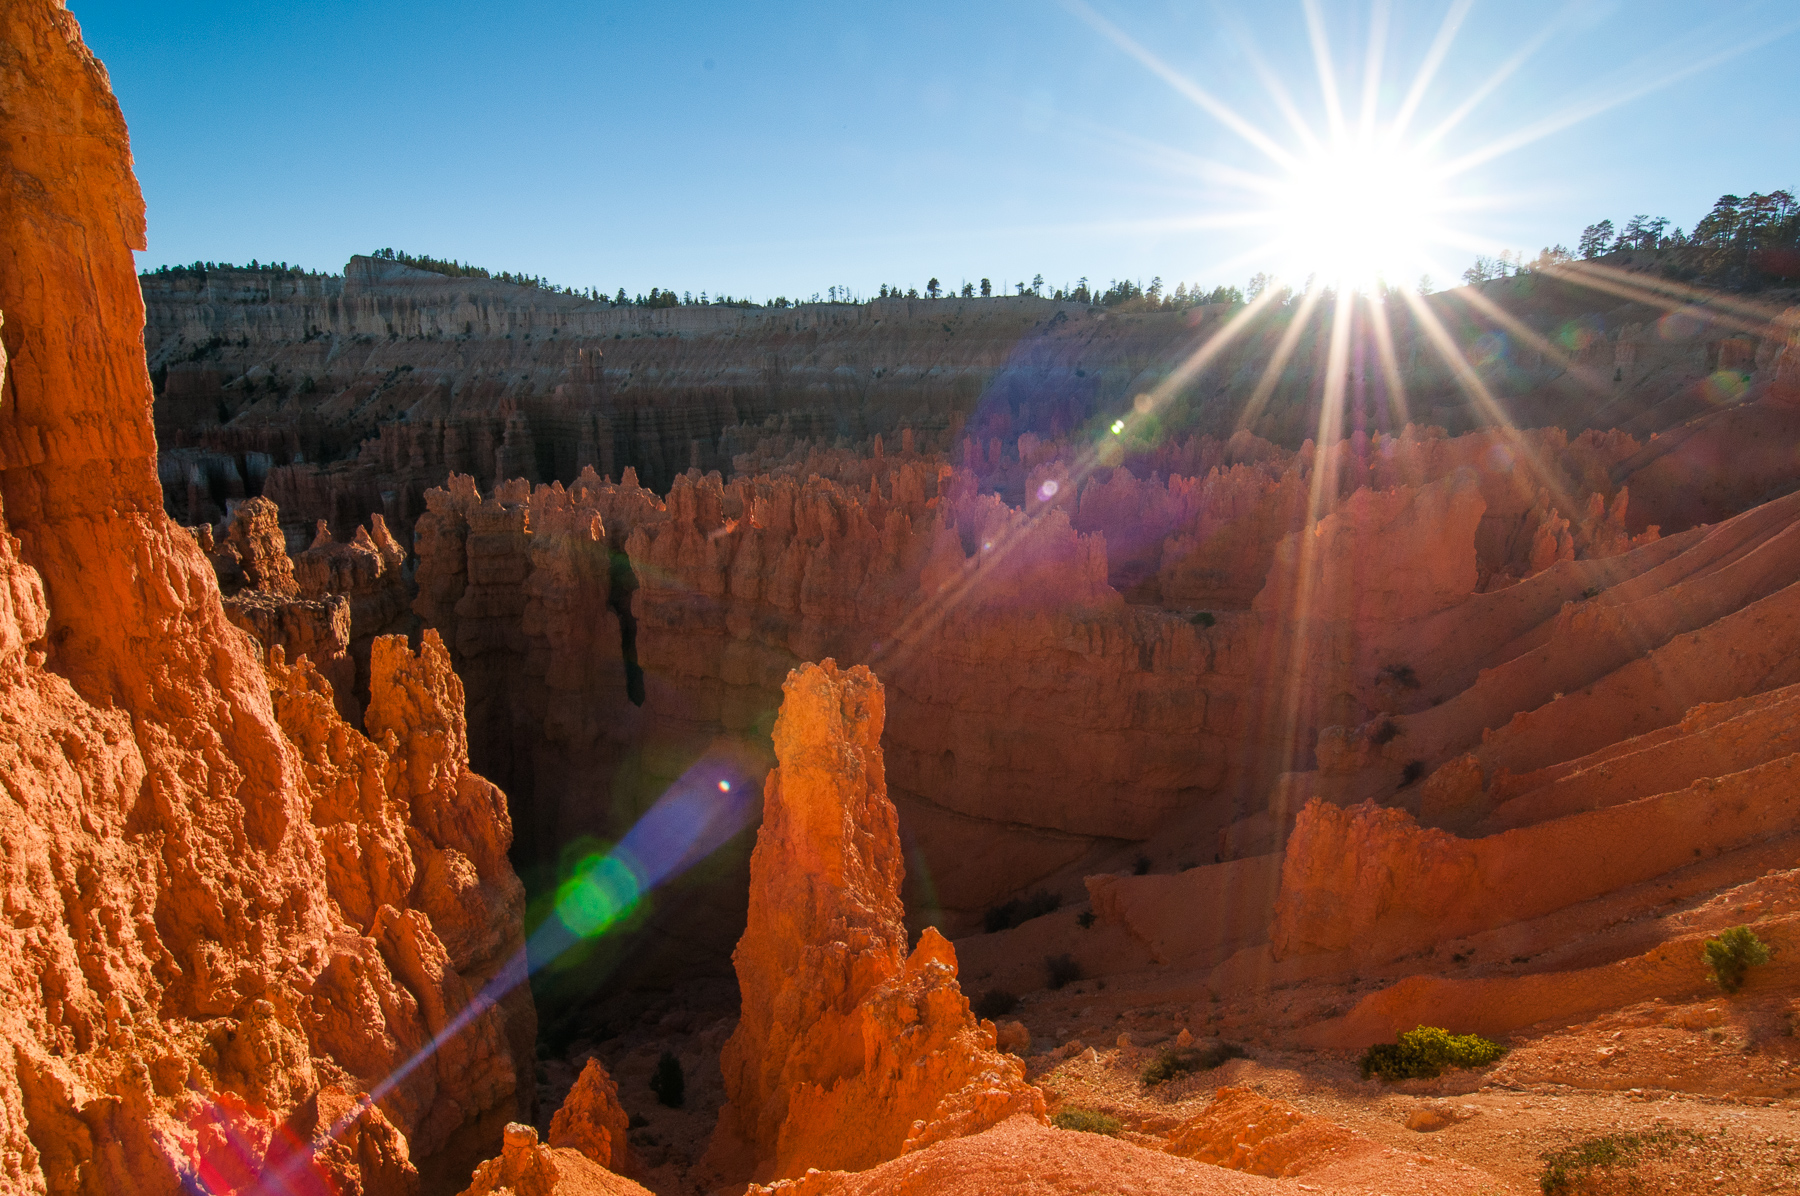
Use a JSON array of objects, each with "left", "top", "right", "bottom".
[
  {"left": 410, "top": 467, "right": 649, "bottom": 864},
  {"left": 546, "top": 1059, "right": 633, "bottom": 1176},
  {"left": 376, "top": 380, "right": 1800, "bottom": 1020},
  {"left": 457, "top": 1122, "right": 649, "bottom": 1196},
  {"left": 707, "top": 661, "right": 1044, "bottom": 1183},
  {"left": 207, "top": 497, "right": 358, "bottom": 719},
  {"left": 1053, "top": 458, "right": 1800, "bottom": 1055},
  {"left": 1163, "top": 1087, "right": 1358, "bottom": 1177},
  {"left": 0, "top": 6, "right": 531, "bottom": 1192}
]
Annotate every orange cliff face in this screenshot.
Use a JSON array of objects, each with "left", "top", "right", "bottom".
[
  {"left": 705, "top": 661, "right": 1044, "bottom": 1184},
  {"left": 0, "top": 5, "right": 531, "bottom": 1193},
  {"left": 395, "top": 412, "right": 1720, "bottom": 983}
]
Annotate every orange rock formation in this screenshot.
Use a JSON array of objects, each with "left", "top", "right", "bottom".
[
  {"left": 547, "top": 1059, "right": 634, "bottom": 1176},
  {"left": 707, "top": 661, "right": 1044, "bottom": 1183},
  {"left": 0, "top": 5, "right": 531, "bottom": 1191},
  {"left": 457, "top": 1122, "right": 650, "bottom": 1196}
]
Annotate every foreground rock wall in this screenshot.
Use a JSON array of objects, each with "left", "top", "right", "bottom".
[{"left": 0, "top": 7, "right": 531, "bottom": 1191}]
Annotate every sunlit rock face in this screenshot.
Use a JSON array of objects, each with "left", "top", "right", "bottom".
[
  {"left": 704, "top": 660, "right": 1044, "bottom": 1185},
  {"left": 209, "top": 497, "right": 360, "bottom": 719},
  {"left": 0, "top": 5, "right": 531, "bottom": 1191},
  {"left": 547, "top": 1058, "right": 635, "bottom": 1176},
  {"left": 456, "top": 1121, "right": 651, "bottom": 1196}
]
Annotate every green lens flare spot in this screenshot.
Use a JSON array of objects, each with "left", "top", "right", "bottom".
[
  {"left": 555, "top": 852, "right": 641, "bottom": 938},
  {"left": 1110, "top": 420, "right": 1125, "bottom": 434}
]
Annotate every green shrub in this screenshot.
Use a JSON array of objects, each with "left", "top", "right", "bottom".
[
  {"left": 1539, "top": 1129, "right": 1697, "bottom": 1194},
  {"left": 1051, "top": 1107, "right": 1121, "bottom": 1135},
  {"left": 1359, "top": 1025, "right": 1506, "bottom": 1081},
  {"left": 649, "top": 1050, "right": 684, "bottom": 1108},
  {"left": 1704, "top": 925, "right": 1771, "bottom": 993},
  {"left": 1140, "top": 1040, "right": 1246, "bottom": 1086}
]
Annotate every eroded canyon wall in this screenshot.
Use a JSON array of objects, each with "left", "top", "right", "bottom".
[
  {"left": 414, "top": 417, "right": 1698, "bottom": 929},
  {"left": 143, "top": 240, "right": 1800, "bottom": 548},
  {"left": 0, "top": 6, "right": 531, "bottom": 1191}
]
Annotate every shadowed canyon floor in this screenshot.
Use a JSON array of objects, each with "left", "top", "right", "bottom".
[{"left": 8, "top": 3, "right": 1800, "bottom": 1194}]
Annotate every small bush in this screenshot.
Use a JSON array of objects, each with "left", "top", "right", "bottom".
[
  {"left": 1359, "top": 1025, "right": 1506, "bottom": 1081},
  {"left": 1045, "top": 953, "right": 1082, "bottom": 990},
  {"left": 1140, "top": 1040, "right": 1247, "bottom": 1086},
  {"left": 1189, "top": 611, "right": 1216, "bottom": 627},
  {"left": 1539, "top": 1129, "right": 1697, "bottom": 1194},
  {"left": 974, "top": 989, "right": 1018, "bottom": 1020},
  {"left": 1370, "top": 718, "right": 1401, "bottom": 746},
  {"left": 1133, "top": 856, "right": 1152, "bottom": 875},
  {"left": 1077, "top": 910, "right": 1096, "bottom": 929},
  {"left": 983, "top": 889, "right": 1062, "bottom": 933},
  {"left": 1051, "top": 1107, "right": 1121, "bottom": 1135},
  {"left": 1398, "top": 759, "right": 1425, "bottom": 787},
  {"left": 1704, "top": 925, "right": 1772, "bottom": 993},
  {"left": 649, "top": 1050, "right": 685, "bottom": 1108}
]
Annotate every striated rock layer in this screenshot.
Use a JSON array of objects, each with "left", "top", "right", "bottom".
[
  {"left": 706, "top": 661, "right": 1044, "bottom": 1184},
  {"left": 146, "top": 240, "right": 1800, "bottom": 548},
  {"left": 0, "top": 6, "right": 532, "bottom": 1193}
]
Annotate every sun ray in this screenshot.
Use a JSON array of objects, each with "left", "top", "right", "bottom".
[
  {"left": 1388, "top": 0, "right": 1474, "bottom": 140},
  {"left": 1300, "top": 0, "right": 1348, "bottom": 141},
  {"left": 1254, "top": 289, "right": 1364, "bottom": 835},
  {"left": 1549, "top": 259, "right": 1797, "bottom": 331},
  {"left": 1363, "top": 292, "right": 1413, "bottom": 430},
  {"left": 1061, "top": 0, "right": 1300, "bottom": 170},
  {"left": 868, "top": 289, "right": 1284, "bottom": 676},
  {"left": 1356, "top": 0, "right": 1390, "bottom": 140},
  {"left": 1413, "top": 15, "right": 1566, "bottom": 154},
  {"left": 1397, "top": 287, "right": 1521, "bottom": 431},
  {"left": 1316, "top": 284, "right": 1359, "bottom": 453},
  {"left": 1398, "top": 288, "right": 1592, "bottom": 522},
  {"left": 1443, "top": 284, "right": 1614, "bottom": 396},
  {"left": 1236, "top": 285, "right": 1327, "bottom": 435},
  {"left": 1440, "top": 16, "right": 1800, "bottom": 177},
  {"left": 1227, "top": 20, "right": 1328, "bottom": 154},
  {"left": 1538, "top": 266, "right": 1778, "bottom": 341}
]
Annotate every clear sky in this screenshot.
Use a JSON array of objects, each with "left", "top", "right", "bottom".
[{"left": 75, "top": 0, "right": 1799, "bottom": 301}]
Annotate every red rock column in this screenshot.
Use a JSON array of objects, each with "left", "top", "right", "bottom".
[{"left": 706, "top": 660, "right": 1043, "bottom": 1184}]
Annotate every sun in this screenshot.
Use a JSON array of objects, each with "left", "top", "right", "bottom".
[{"left": 1270, "top": 135, "right": 1446, "bottom": 293}]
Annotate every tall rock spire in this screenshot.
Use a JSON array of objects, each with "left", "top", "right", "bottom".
[{"left": 706, "top": 660, "right": 1043, "bottom": 1184}]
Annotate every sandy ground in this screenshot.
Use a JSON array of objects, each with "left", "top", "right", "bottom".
[{"left": 530, "top": 975, "right": 1800, "bottom": 1195}]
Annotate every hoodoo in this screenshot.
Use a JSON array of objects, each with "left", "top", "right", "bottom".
[{"left": 706, "top": 661, "right": 1044, "bottom": 1183}]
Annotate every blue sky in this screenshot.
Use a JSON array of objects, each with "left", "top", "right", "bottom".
[{"left": 76, "top": 0, "right": 1799, "bottom": 300}]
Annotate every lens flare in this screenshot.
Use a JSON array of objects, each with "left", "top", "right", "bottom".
[
  {"left": 1270, "top": 136, "right": 1446, "bottom": 292},
  {"left": 1702, "top": 369, "right": 1750, "bottom": 405},
  {"left": 554, "top": 851, "right": 643, "bottom": 938},
  {"left": 1036, "top": 478, "right": 1060, "bottom": 501}
]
